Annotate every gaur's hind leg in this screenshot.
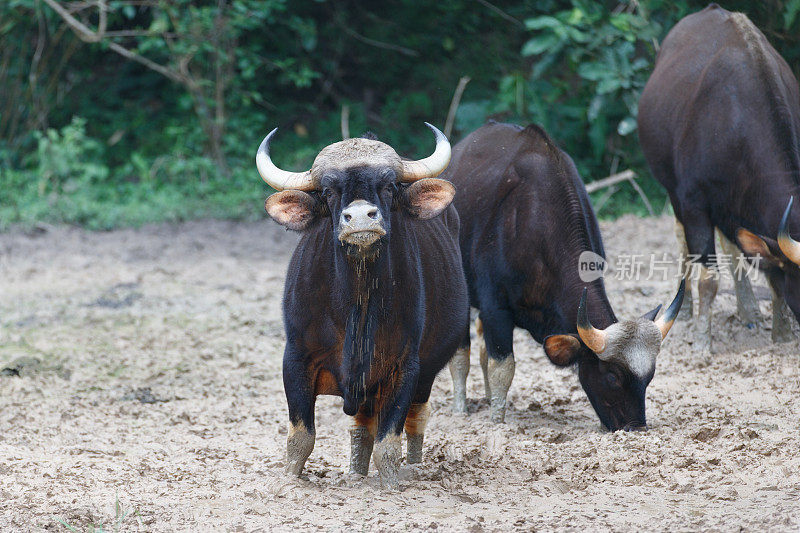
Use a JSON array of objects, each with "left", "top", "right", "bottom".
[
  {"left": 349, "top": 406, "right": 375, "bottom": 476},
  {"left": 373, "top": 360, "right": 419, "bottom": 490},
  {"left": 283, "top": 356, "right": 316, "bottom": 476},
  {"left": 674, "top": 220, "right": 694, "bottom": 321},
  {"left": 717, "top": 229, "right": 761, "bottom": 328},
  {"left": 404, "top": 402, "right": 430, "bottom": 464},
  {"left": 448, "top": 326, "right": 471, "bottom": 414},
  {"left": 479, "top": 309, "right": 515, "bottom": 423}
]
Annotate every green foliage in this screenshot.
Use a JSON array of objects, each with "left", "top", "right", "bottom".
[
  {"left": 2, "top": 1, "right": 800, "bottom": 228},
  {"left": 513, "top": 1, "right": 664, "bottom": 214},
  {"left": 1, "top": 117, "right": 261, "bottom": 230},
  {"left": 525, "top": 2, "right": 658, "bottom": 162},
  {"left": 451, "top": 0, "right": 800, "bottom": 216},
  {"left": 786, "top": 0, "right": 800, "bottom": 28},
  {"left": 33, "top": 117, "right": 109, "bottom": 194},
  {"left": 455, "top": 1, "right": 659, "bottom": 179}
]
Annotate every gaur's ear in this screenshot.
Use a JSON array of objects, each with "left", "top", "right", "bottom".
[
  {"left": 265, "top": 190, "right": 319, "bottom": 231},
  {"left": 544, "top": 334, "right": 581, "bottom": 367},
  {"left": 736, "top": 228, "right": 784, "bottom": 266},
  {"left": 401, "top": 178, "right": 455, "bottom": 219}
]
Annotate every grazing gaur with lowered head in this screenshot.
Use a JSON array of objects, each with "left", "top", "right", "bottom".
[
  {"left": 638, "top": 4, "right": 800, "bottom": 353},
  {"left": 257, "top": 123, "right": 469, "bottom": 489},
  {"left": 443, "top": 122, "right": 684, "bottom": 430}
]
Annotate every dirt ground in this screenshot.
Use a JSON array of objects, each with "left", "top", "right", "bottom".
[{"left": 1, "top": 214, "right": 799, "bottom": 532}]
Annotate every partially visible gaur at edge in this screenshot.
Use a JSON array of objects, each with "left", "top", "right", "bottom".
[
  {"left": 638, "top": 4, "right": 800, "bottom": 353},
  {"left": 442, "top": 122, "right": 685, "bottom": 431},
  {"left": 257, "top": 123, "right": 469, "bottom": 489}
]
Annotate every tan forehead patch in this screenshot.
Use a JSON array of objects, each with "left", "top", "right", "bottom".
[{"left": 310, "top": 138, "right": 402, "bottom": 181}]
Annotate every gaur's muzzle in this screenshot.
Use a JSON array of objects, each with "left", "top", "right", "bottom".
[{"left": 338, "top": 199, "right": 386, "bottom": 247}]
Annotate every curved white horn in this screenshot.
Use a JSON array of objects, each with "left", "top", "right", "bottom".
[
  {"left": 255, "top": 128, "right": 315, "bottom": 191},
  {"left": 777, "top": 197, "right": 800, "bottom": 265},
  {"left": 400, "top": 122, "right": 452, "bottom": 182},
  {"left": 654, "top": 278, "right": 686, "bottom": 339},
  {"left": 576, "top": 288, "right": 608, "bottom": 355}
]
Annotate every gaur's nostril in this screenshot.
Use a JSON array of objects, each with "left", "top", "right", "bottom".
[
  {"left": 367, "top": 209, "right": 378, "bottom": 219},
  {"left": 344, "top": 213, "right": 352, "bottom": 222}
]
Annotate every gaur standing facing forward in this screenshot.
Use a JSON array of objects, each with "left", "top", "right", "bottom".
[{"left": 257, "top": 124, "right": 469, "bottom": 489}]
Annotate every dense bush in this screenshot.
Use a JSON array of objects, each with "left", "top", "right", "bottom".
[{"left": 1, "top": 1, "right": 799, "bottom": 229}]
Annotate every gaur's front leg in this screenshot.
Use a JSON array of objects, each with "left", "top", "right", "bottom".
[
  {"left": 771, "top": 289, "right": 794, "bottom": 342},
  {"left": 697, "top": 263, "right": 718, "bottom": 355},
  {"left": 717, "top": 229, "right": 761, "bottom": 328},
  {"left": 283, "top": 352, "right": 316, "bottom": 477},
  {"left": 349, "top": 406, "right": 375, "bottom": 476},
  {"left": 373, "top": 358, "right": 420, "bottom": 490},
  {"left": 478, "top": 309, "right": 515, "bottom": 423},
  {"left": 682, "top": 215, "right": 716, "bottom": 355},
  {"left": 448, "top": 326, "right": 472, "bottom": 414},
  {"left": 404, "top": 401, "right": 430, "bottom": 464},
  {"left": 767, "top": 271, "right": 794, "bottom": 343}
]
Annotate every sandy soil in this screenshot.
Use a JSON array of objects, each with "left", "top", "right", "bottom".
[{"left": 1, "top": 215, "right": 799, "bottom": 532}]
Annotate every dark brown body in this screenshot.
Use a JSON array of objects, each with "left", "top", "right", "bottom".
[
  {"left": 443, "top": 122, "right": 660, "bottom": 431},
  {"left": 283, "top": 204, "right": 468, "bottom": 420}
]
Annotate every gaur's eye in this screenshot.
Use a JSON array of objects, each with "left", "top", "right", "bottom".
[
  {"left": 322, "top": 188, "right": 333, "bottom": 200},
  {"left": 380, "top": 168, "right": 397, "bottom": 183},
  {"left": 604, "top": 372, "right": 622, "bottom": 388}
]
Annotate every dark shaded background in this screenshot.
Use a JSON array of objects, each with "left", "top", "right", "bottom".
[{"left": 2, "top": 0, "right": 799, "bottom": 228}]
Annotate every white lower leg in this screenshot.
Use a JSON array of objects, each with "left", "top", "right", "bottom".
[
  {"left": 487, "top": 355, "right": 515, "bottom": 423},
  {"left": 732, "top": 272, "right": 761, "bottom": 327},
  {"left": 771, "top": 289, "right": 794, "bottom": 343},
  {"left": 404, "top": 402, "right": 430, "bottom": 464},
  {"left": 373, "top": 434, "right": 402, "bottom": 490},
  {"left": 448, "top": 347, "right": 470, "bottom": 414},
  {"left": 349, "top": 424, "right": 374, "bottom": 476},
  {"left": 286, "top": 422, "right": 315, "bottom": 476},
  {"left": 718, "top": 229, "right": 761, "bottom": 326},
  {"left": 697, "top": 265, "right": 718, "bottom": 355}
]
